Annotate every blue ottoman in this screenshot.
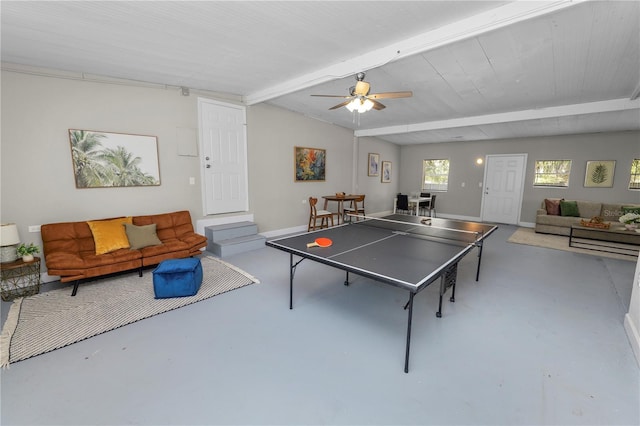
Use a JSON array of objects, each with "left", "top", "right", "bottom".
[{"left": 153, "top": 258, "right": 203, "bottom": 299}]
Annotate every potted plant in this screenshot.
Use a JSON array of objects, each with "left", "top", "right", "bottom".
[
  {"left": 16, "top": 243, "right": 39, "bottom": 262},
  {"left": 619, "top": 212, "right": 640, "bottom": 230}
]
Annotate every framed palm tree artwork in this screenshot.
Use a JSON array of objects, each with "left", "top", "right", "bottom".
[
  {"left": 584, "top": 160, "right": 615, "bottom": 188},
  {"left": 69, "top": 129, "right": 161, "bottom": 188}
]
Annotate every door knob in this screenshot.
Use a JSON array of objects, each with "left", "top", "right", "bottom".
[{"left": 206, "top": 164, "right": 211, "bottom": 168}]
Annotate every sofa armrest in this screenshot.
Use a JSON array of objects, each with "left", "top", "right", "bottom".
[{"left": 536, "top": 208, "right": 547, "bottom": 216}]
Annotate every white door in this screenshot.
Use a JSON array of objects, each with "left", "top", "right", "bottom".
[
  {"left": 198, "top": 98, "right": 248, "bottom": 215},
  {"left": 481, "top": 154, "right": 527, "bottom": 225}
]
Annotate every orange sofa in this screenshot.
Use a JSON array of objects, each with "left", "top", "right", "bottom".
[{"left": 41, "top": 210, "right": 207, "bottom": 296}]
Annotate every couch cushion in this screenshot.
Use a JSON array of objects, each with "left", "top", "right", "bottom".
[
  {"left": 560, "top": 200, "right": 580, "bottom": 217},
  {"left": 544, "top": 198, "right": 562, "bottom": 215},
  {"left": 536, "top": 214, "right": 581, "bottom": 227},
  {"left": 124, "top": 223, "right": 163, "bottom": 250},
  {"left": 576, "top": 201, "right": 602, "bottom": 219},
  {"left": 86, "top": 217, "right": 133, "bottom": 255}
]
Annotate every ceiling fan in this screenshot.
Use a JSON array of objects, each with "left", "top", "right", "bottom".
[{"left": 311, "top": 72, "right": 412, "bottom": 113}]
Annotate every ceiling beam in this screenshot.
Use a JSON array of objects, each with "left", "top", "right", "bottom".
[
  {"left": 244, "top": 0, "right": 584, "bottom": 105},
  {"left": 354, "top": 98, "right": 640, "bottom": 137}
]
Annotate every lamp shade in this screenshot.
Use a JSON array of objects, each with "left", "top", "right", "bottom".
[
  {"left": 0, "top": 223, "right": 20, "bottom": 263},
  {"left": 0, "top": 223, "right": 20, "bottom": 246}
]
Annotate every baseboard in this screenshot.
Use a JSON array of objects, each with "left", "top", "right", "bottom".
[
  {"left": 261, "top": 211, "right": 509, "bottom": 239},
  {"left": 624, "top": 313, "right": 640, "bottom": 369},
  {"left": 40, "top": 272, "right": 60, "bottom": 284},
  {"left": 261, "top": 225, "right": 307, "bottom": 238}
]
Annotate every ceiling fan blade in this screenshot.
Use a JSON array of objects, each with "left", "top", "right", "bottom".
[
  {"left": 354, "top": 81, "right": 370, "bottom": 96},
  {"left": 329, "top": 99, "right": 353, "bottom": 110},
  {"left": 370, "top": 99, "right": 386, "bottom": 110},
  {"left": 368, "top": 91, "right": 413, "bottom": 100},
  {"left": 311, "top": 94, "right": 351, "bottom": 98}
]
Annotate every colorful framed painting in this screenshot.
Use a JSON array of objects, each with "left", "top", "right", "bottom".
[
  {"left": 69, "top": 129, "right": 160, "bottom": 188},
  {"left": 584, "top": 160, "right": 615, "bottom": 188},
  {"left": 368, "top": 153, "right": 380, "bottom": 176},
  {"left": 294, "top": 146, "right": 326, "bottom": 181},
  {"left": 381, "top": 161, "right": 392, "bottom": 183}
]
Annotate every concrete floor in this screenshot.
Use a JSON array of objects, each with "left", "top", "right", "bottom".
[{"left": 1, "top": 225, "right": 638, "bottom": 425}]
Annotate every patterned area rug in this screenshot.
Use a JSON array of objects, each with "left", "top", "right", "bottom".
[
  {"left": 0, "top": 256, "right": 259, "bottom": 367},
  {"left": 507, "top": 227, "right": 635, "bottom": 261}
]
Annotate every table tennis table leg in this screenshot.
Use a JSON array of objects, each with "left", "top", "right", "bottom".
[
  {"left": 289, "top": 253, "right": 294, "bottom": 309},
  {"left": 475, "top": 241, "right": 484, "bottom": 281},
  {"left": 344, "top": 271, "right": 350, "bottom": 286},
  {"left": 404, "top": 292, "right": 414, "bottom": 373}
]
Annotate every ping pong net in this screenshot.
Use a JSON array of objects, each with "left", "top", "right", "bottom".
[{"left": 348, "top": 215, "right": 484, "bottom": 245}]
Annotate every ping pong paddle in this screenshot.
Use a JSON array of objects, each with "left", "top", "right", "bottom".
[{"left": 306, "top": 237, "right": 332, "bottom": 248}]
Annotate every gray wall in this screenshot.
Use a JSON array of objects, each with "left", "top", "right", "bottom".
[
  {"left": 0, "top": 70, "right": 399, "bottom": 254},
  {"left": 400, "top": 133, "right": 640, "bottom": 223},
  {"left": 2, "top": 68, "right": 639, "bottom": 259},
  {"left": 1, "top": 71, "right": 204, "bottom": 234},
  {"left": 246, "top": 106, "right": 400, "bottom": 232}
]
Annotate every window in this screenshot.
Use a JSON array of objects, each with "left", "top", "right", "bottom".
[
  {"left": 629, "top": 159, "right": 640, "bottom": 190},
  {"left": 422, "top": 159, "right": 449, "bottom": 191},
  {"left": 533, "top": 160, "right": 571, "bottom": 187}
]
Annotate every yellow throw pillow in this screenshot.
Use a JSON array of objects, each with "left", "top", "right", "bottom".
[{"left": 87, "top": 217, "right": 133, "bottom": 255}]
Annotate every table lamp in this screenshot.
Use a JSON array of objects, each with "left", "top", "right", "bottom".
[{"left": 0, "top": 223, "right": 20, "bottom": 263}]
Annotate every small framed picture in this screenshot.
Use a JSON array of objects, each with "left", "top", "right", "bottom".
[
  {"left": 294, "top": 146, "right": 326, "bottom": 182},
  {"left": 381, "top": 161, "right": 392, "bottom": 183},
  {"left": 584, "top": 160, "right": 615, "bottom": 188},
  {"left": 368, "top": 153, "right": 380, "bottom": 176}
]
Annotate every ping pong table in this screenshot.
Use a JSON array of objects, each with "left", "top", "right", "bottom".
[{"left": 265, "top": 214, "right": 497, "bottom": 373}]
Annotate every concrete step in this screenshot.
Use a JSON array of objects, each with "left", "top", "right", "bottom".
[
  {"left": 208, "top": 234, "right": 266, "bottom": 258},
  {"left": 205, "top": 221, "right": 257, "bottom": 242}
]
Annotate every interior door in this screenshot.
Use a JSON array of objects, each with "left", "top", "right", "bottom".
[
  {"left": 481, "top": 154, "right": 527, "bottom": 225},
  {"left": 198, "top": 98, "right": 248, "bottom": 215}
]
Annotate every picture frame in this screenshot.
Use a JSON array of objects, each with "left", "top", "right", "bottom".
[
  {"left": 381, "top": 161, "right": 392, "bottom": 183},
  {"left": 368, "top": 153, "right": 380, "bottom": 176},
  {"left": 69, "top": 129, "right": 160, "bottom": 188},
  {"left": 584, "top": 160, "right": 615, "bottom": 188},
  {"left": 294, "top": 146, "right": 326, "bottom": 181}
]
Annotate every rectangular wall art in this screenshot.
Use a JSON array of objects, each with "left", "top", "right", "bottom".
[
  {"left": 69, "top": 129, "right": 160, "bottom": 188},
  {"left": 294, "top": 146, "right": 326, "bottom": 181},
  {"left": 368, "top": 153, "right": 380, "bottom": 176},
  {"left": 584, "top": 160, "right": 615, "bottom": 188},
  {"left": 381, "top": 161, "right": 392, "bottom": 183}
]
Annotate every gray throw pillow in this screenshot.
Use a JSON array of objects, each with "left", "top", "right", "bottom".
[{"left": 124, "top": 223, "right": 163, "bottom": 250}]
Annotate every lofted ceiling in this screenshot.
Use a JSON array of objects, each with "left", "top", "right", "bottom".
[{"left": 2, "top": 1, "right": 639, "bottom": 145}]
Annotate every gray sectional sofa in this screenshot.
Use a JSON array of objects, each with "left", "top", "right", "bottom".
[{"left": 535, "top": 199, "right": 640, "bottom": 236}]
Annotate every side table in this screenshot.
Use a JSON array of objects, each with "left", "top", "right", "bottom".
[{"left": 1, "top": 256, "right": 41, "bottom": 301}]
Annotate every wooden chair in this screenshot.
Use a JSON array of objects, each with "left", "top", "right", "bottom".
[
  {"left": 343, "top": 194, "right": 365, "bottom": 222},
  {"left": 308, "top": 197, "right": 335, "bottom": 231}
]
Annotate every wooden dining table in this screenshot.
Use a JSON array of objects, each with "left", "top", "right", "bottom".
[{"left": 322, "top": 194, "right": 360, "bottom": 224}]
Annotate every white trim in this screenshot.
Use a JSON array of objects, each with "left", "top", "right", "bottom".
[
  {"left": 261, "top": 225, "right": 308, "bottom": 239},
  {"left": 356, "top": 98, "right": 640, "bottom": 137}
]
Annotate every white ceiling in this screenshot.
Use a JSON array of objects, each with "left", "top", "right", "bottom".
[{"left": 2, "top": 1, "right": 639, "bottom": 145}]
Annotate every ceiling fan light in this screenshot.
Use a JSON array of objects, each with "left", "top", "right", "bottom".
[
  {"left": 361, "top": 99, "right": 374, "bottom": 112},
  {"left": 346, "top": 98, "right": 374, "bottom": 113}
]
